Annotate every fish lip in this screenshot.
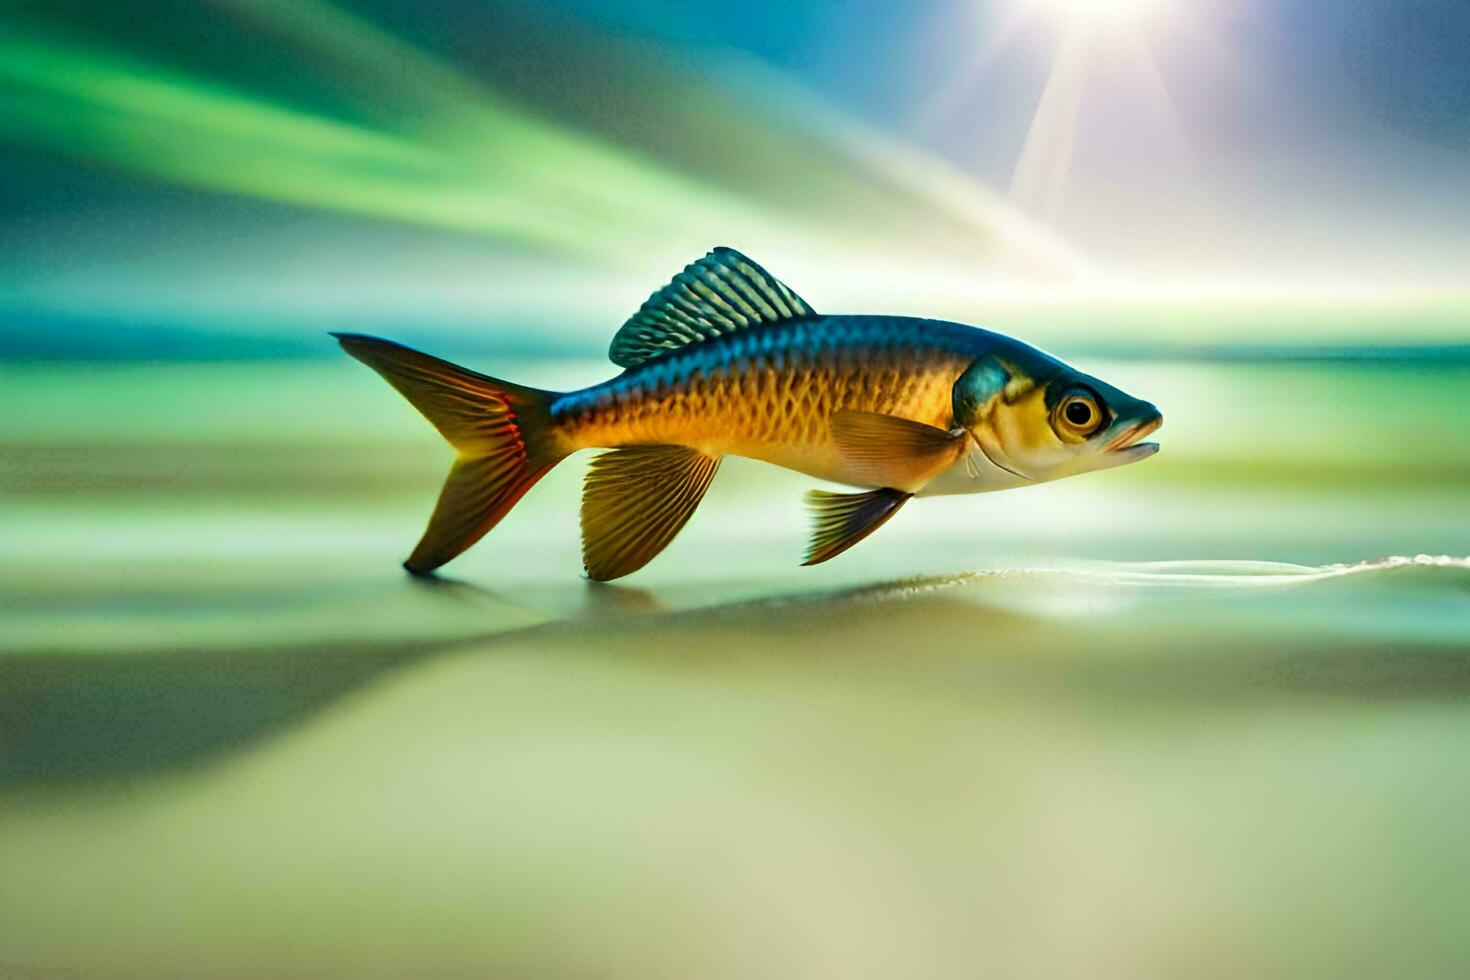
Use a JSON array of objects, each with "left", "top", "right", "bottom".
[{"left": 1106, "top": 416, "right": 1163, "bottom": 453}]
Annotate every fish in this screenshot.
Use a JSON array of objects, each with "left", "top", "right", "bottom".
[{"left": 336, "top": 247, "right": 1162, "bottom": 581}]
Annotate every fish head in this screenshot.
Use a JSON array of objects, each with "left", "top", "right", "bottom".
[{"left": 953, "top": 345, "right": 1163, "bottom": 484}]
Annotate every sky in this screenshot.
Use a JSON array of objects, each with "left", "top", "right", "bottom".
[
  {"left": 555, "top": 0, "right": 1470, "bottom": 286},
  {"left": 0, "top": 0, "right": 1466, "bottom": 357}
]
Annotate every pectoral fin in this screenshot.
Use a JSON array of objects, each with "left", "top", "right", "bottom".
[
  {"left": 829, "top": 410, "right": 968, "bottom": 488},
  {"left": 803, "top": 487, "right": 913, "bottom": 566},
  {"left": 581, "top": 445, "right": 721, "bottom": 581}
]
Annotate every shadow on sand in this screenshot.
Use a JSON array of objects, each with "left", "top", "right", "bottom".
[{"left": 4, "top": 561, "right": 1469, "bottom": 788}]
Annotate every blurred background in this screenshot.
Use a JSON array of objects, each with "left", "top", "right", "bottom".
[{"left": 3, "top": 1, "right": 1470, "bottom": 976}]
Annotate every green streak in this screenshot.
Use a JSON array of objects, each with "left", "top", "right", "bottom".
[{"left": 0, "top": 30, "right": 784, "bottom": 261}]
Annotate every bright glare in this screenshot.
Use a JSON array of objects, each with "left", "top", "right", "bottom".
[{"left": 1028, "top": 0, "right": 1171, "bottom": 28}]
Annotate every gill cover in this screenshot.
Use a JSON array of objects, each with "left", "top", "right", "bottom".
[
  {"left": 952, "top": 355, "right": 1010, "bottom": 426},
  {"left": 951, "top": 355, "right": 1034, "bottom": 482}
]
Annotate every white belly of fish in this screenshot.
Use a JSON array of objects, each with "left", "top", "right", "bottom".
[{"left": 916, "top": 443, "right": 1033, "bottom": 497}]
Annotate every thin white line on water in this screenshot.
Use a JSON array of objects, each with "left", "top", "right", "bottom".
[{"left": 878, "top": 554, "right": 1470, "bottom": 597}]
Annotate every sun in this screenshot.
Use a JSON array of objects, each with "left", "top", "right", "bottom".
[{"left": 1026, "top": 0, "right": 1172, "bottom": 29}]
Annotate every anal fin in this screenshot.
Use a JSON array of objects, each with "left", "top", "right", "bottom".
[
  {"left": 582, "top": 445, "right": 721, "bottom": 581},
  {"left": 803, "top": 487, "right": 913, "bottom": 566}
]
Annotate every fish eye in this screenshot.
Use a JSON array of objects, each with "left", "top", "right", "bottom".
[
  {"left": 1065, "top": 400, "right": 1094, "bottom": 426},
  {"left": 1052, "top": 387, "right": 1107, "bottom": 441}
]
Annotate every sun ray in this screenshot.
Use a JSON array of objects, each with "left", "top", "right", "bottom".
[
  {"left": 1007, "top": 27, "right": 1090, "bottom": 225},
  {"left": 915, "top": 1, "right": 1036, "bottom": 133}
]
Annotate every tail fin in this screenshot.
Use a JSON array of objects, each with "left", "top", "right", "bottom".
[{"left": 333, "top": 333, "right": 568, "bottom": 574}]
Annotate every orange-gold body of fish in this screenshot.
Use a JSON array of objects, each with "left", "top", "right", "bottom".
[{"left": 337, "top": 248, "right": 1163, "bottom": 581}]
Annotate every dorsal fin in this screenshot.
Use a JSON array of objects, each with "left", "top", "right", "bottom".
[{"left": 609, "top": 247, "right": 817, "bottom": 368}]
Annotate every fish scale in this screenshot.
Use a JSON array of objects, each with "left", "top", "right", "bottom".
[{"left": 552, "top": 315, "right": 979, "bottom": 477}]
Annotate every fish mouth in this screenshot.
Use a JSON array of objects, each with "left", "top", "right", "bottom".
[{"left": 1105, "top": 416, "right": 1163, "bottom": 456}]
